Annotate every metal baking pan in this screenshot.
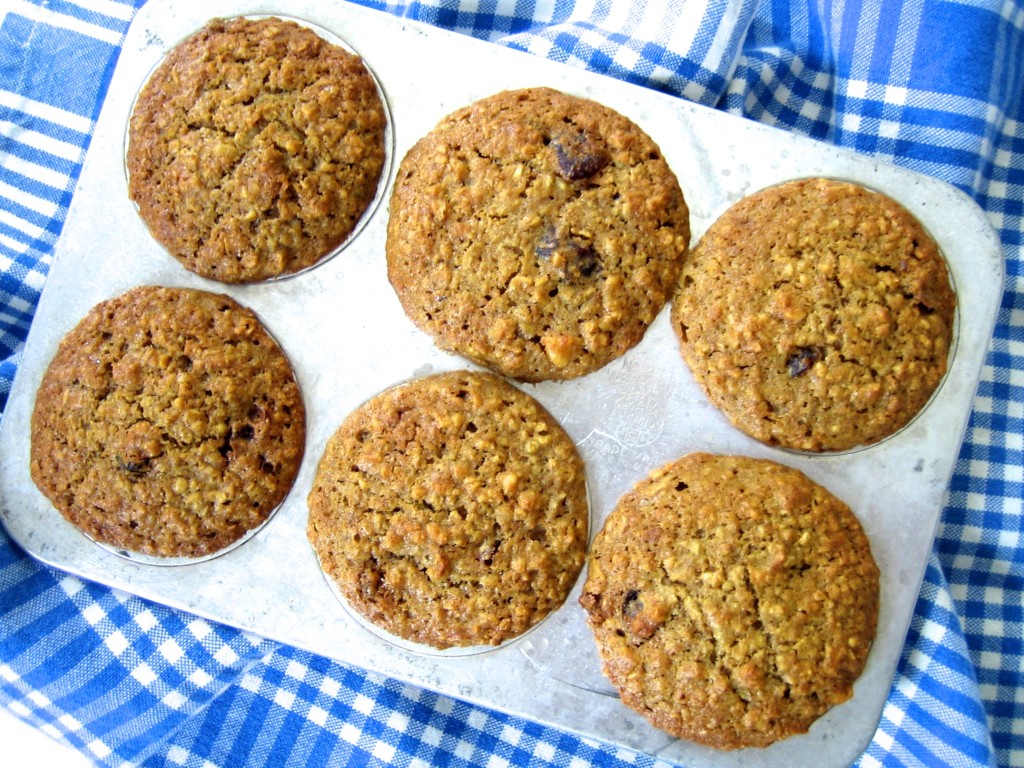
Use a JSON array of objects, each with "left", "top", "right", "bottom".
[{"left": 0, "top": 1, "right": 1004, "bottom": 765}]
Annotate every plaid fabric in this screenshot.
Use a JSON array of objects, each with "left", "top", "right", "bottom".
[{"left": 2, "top": 0, "right": 1021, "bottom": 765}]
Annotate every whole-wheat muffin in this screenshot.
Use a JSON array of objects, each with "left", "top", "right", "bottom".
[
  {"left": 30, "top": 286, "right": 305, "bottom": 558},
  {"left": 127, "top": 16, "right": 387, "bottom": 283},
  {"left": 307, "top": 370, "right": 589, "bottom": 649},
  {"left": 671, "top": 177, "right": 955, "bottom": 452},
  {"left": 386, "top": 87, "right": 690, "bottom": 382},
  {"left": 580, "top": 452, "right": 879, "bottom": 750}
]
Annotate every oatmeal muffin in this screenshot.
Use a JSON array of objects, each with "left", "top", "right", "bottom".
[
  {"left": 386, "top": 87, "right": 690, "bottom": 382},
  {"left": 30, "top": 286, "right": 306, "bottom": 558},
  {"left": 580, "top": 452, "right": 879, "bottom": 750},
  {"left": 307, "top": 370, "right": 589, "bottom": 648},
  {"left": 127, "top": 16, "right": 387, "bottom": 283},
  {"left": 671, "top": 177, "right": 956, "bottom": 452}
]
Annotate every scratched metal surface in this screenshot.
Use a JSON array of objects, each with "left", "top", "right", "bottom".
[{"left": 0, "top": 1, "right": 1004, "bottom": 765}]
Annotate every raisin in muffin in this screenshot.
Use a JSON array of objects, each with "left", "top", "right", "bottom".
[{"left": 387, "top": 87, "right": 690, "bottom": 381}]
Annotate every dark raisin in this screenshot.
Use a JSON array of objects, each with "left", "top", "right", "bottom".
[
  {"left": 551, "top": 129, "right": 609, "bottom": 181},
  {"left": 786, "top": 347, "right": 821, "bottom": 377},
  {"left": 117, "top": 457, "right": 148, "bottom": 474},
  {"left": 622, "top": 590, "right": 642, "bottom": 620},
  {"left": 536, "top": 227, "right": 601, "bottom": 282}
]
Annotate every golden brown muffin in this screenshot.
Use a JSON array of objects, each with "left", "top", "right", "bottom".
[
  {"left": 127, "top": 16, "right": 387, "bottom": 283},
  {"left": 580, "top": 452, "right": 879, "bottom": 749},
  {"left": 671, "top": 178, "right": 956, "bottom": 452},
  {"left": 30, "top": 286, "right": 305, "bottom": 558},
  {"left": 386, "top": 87, "right": 690, "bottom": 381},
  {"left": 307, "top": 370, "right": 589, "bottom": 649}
]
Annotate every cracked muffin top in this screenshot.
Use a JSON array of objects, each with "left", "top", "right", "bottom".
[
  {"left": 307, "top": 370, "right": 589, "bottom": 649},
  {"left": 579, "top": 452, "right": 879, "bottom": 750},
  {"left": 671, "top": 177, "right": 956, "bottom": 452},
  {"left": 127, "top": 16, "right": 386, "bottom": 283},
  {"left": 386, "top": 87, "right": 690, "bottom": 382},
  {"left": 30, "top": 285, "right": 305, "bottom": 558}
]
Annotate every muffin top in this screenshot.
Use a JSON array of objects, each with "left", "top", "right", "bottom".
[
  {"left": 580, "top": 452, "right": 879, "bottom": 749},
  {"left": 127, "top": 16, "right": 387, "bottom": 283},
  {"left": 30, "top": 285, "right": 305, "bottom": 558},
  {"left": 307, "top": 370, "right": 589, "bottom": 649},
  {"left": 672, "top": 177, "right": 956, "bottom": 451},
  {"left": 387, "top": 87, "right": 690, "bottom": 381}
]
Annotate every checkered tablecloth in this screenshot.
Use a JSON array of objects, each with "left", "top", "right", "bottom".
[{"left": 1, "top": 1, "right": 1021, "bottom": 766}]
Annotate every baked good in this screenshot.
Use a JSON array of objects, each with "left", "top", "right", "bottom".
[
  {"left": 127, "top": 16, "right": 387, "bottom": 283},
  {"left": 307, "top": 370, "right": 589, "bottom": 649},
  {"left": 30, "top": 286, "right": 306, "bottom": 558},
  {"left": 579, "top": 452, "right": 879, "bottom": 750},
  {"left": 386, "top": 87, "right": 690, "bottom": 382},
  {"left": 671, "top": 177, "right": 956, "bottom": 452}
]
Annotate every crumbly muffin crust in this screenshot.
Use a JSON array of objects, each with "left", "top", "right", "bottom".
[
  {"left": 127, "top": 16, "right": 387, "bottom": 283},
  {"left": 30, "top": 286, "right": 306, "bottom": 558},
  {"left": 307, "top": 370, "right": 589, "bottom": 649},
  {"left": 386, "top": 87, "right": 690, "bottom": 382},
  {"left": 579, "top": 452, "right": 879, "bottom": 750},
  {"left": 671, "top": 177, "right": 956, "bottom": 452}
]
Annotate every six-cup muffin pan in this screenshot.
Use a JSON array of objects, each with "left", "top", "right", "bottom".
[{"left": 0, "top": 1, "right": 1004, "bottom": 766}]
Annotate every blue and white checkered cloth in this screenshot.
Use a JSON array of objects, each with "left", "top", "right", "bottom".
[{"left": 1, "top": 1, "right": 1021, "bottom": 765}]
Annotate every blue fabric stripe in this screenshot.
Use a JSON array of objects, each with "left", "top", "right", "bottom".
[
  {"left": 0, "top": 198, "right": 63, "bottom": 239},
  {"left": 20, "top": 0, "right": 127, "bottom": 32},
  {"left": 0, "top": 15, "right": 120, "bottom": 120},
  {"left": 0, "top": 169, "right": 76, "bottom": 205},
  {"left": 0, "top": 106, "right": 90, "bottom": 149},
  {"left": 0, "top": 135, "right": 80, "bottom": 178}
]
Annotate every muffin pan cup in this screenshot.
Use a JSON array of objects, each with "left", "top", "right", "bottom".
[{"left": 0, "top": 1, "right": 1004, "bottom": 766}]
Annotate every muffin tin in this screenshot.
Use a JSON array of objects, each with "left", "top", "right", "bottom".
[{"left": 0, "top": 1, "right": 1004, "bottom": 766}]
